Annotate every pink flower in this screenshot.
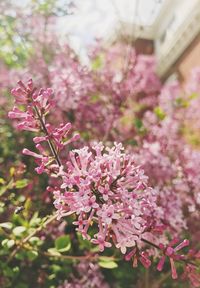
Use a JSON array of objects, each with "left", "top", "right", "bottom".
[
  {"left": 91, "top": 234, "right": 112, "bottom": 252},
  {"left": 101, "top": 204, "right": 119, "bottom": 224},
  {"left": 125, "top": 248, "right": 151, "bottom": 269},
  {"left": 11, "top": 79, "right": 34, "bottom": 104},
  {"left": 83, "top": 195, "right": 99, "bottom": 213},
  {"left": 98, "top": 184, "right": 113, "bottom": 201},
  {"left": 53, "top": 142, "right": 163, "bottom": 256},
  {"left": 157, "top": 239, "right": 190, "bottom": 279},
  {"left": 182, "top": 264, "right": 200, "bottom": 287},
  {"left": 9, "top": 79, "right": 78, "bottom": 175}
]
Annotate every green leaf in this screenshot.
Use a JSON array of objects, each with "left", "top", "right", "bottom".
[
  {"left": 154, "top": 106, "right": 166, "bottom": 120},
  {"left": 48, "top": 273, "right": 56, "bottom": 280},
  {"left": 98, "top": 258, "right": 118, "bottom": 269},
  {"left": 13, "top": 266, "right": 19, "bottom": 274},
  {"left": 29, "top": 236, "right": 43, "bottom": 246},
  {"left": 133, "top": 118, "right": 146, "bottom": 135},
  {"left": 29, "top": 212, "right": 41, "bottom": 227},
  {"left": 55, "top": 235, "right": 71, "bottom": 252},
  {"left": 189, "top": 92, "right": 199, "bottom": 100},
  {"left": 134, "top": 118, "right": 143, "bottom": 130},
  {"left": 7, "top": 179, "right": 14, "bottom": 189},
  {"left": 13, "top": 226, "right": 26, "bottom": 236},
  {"left": 77, "top": 232, "right": 91, "bottom": 250},
  {"left": 0, "top": 222, "right": 13, "bottom": 230},
  {"left": 91, "top": 246, "right": 100, "bottom": 253},
  {"left": 0, "top": 177, "right": 5, "bottom": 184},
  {"left": 91, "top": 55, "right": 103, "bottom": 70},
  {"left": 90, "top": 93, "right": 100, "bottom": 103},
  {"left": 3, "top": 265, "right": 15, "bottom": 277},
  {"left": 9, "top": 167, "right": 15, "bottom": 177},
  {"left": 175, "top": 97, "right": 189, "bottom": 108},
  {"left": 15, "top": 179, "right": 29, "bottom": 189},
  {"left": 2, "top": 239, "right": 15, "bottom": 249},
  {"left": 27, "top": 250, "right": 38, "bottom": 261},
  {"left": 51, "top": 264, "right": 62, "bottom": 273},
  {"left": 15, "top": 251, "right": 26, "bottom": 260},
  {"left": 2, "top": 239, "right": 9, "bottom": 248},
  {"left": 47, "top": 248, "right": 61, "bottom": 256},
  {"left": 126, "top": 139, "right": 138, "bottom": 146}
]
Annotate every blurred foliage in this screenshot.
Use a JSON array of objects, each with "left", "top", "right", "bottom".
[{"left": 0, "top": 15, "right": 31, "bottom": 68}]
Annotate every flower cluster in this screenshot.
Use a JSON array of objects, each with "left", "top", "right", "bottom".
[
  {"left": 8, "top": 79, "right": 200, "bottom": 286},
  {"left": 54, "top": 142, "right": 161, "bottom": 254},
  {"left": 8, "top": 79, "right": 79, "bottom": 174}
]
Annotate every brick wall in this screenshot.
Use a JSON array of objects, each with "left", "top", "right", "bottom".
[{"left": 163, "top": 34, "right": 200, "bottom": 83}]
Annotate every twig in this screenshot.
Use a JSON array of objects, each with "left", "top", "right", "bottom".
[
  {"left": 141, "top": 238, "right": 160, "bottom": 250},
  {"left": 33, "top": 105, "right": 62, "bottom": 166},
  {"left": 7, "top": 213, "right": 58, "bottom": 263},
  {"left": 141, "top": 237, "right": 197, "bottom": 267}
]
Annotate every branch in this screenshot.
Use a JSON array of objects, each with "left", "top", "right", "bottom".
[{"left": 7, "top": 212, "right": 58, "bottom": 263}]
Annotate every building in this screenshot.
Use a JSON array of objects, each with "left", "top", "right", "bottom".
[{"left": 112, "top": 0, "right": 200, "bottom": 83}]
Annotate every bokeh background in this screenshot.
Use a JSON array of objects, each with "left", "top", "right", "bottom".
[{"left": 0, "top": 1, "right": 200, "bottom": 287}]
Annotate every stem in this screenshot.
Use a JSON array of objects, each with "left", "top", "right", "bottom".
[
  {"left": 34, "top": 105, "right": 62, "bottom": 166},
  {"left": 145, "top": 268, "right": 149, "bottom": 288},
  {"left": 7, "top": 213, "right": 58, "bottom": 263},
  {"left": 141, "top": 238, "right": 160, "bottom": 250},
  {"left": 43, "top": 251, "right": 96, "bottom": 261},
  {"left": 42, "top": 253, "right": 119, "bottom": 261},
  {"left": 141, "top": 237, "right": 197, "bottom": 267},
  {"left": 9, "top": 236, "right": 119, "bottom": 262},
  {"left": 20, "top": 242, "right": 98, "bottom": 261}
]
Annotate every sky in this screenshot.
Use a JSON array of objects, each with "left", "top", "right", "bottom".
[
  {"left": 57, "top": 0, "right": 164, "bottom": 58},
  {"left": 11, "top": 0, "right": 164, "bottom": 61}
]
